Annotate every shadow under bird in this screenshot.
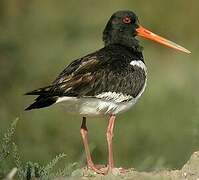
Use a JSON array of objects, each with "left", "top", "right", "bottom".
[{"left": 25, "top": 10, "right": 190, "bottom": 174}]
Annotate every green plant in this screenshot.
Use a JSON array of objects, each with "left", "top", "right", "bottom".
[
  {"left": 0, "top": 118, "right": 18, "bottom": 161},
  {"left": 0, "top": 119, "right": 78, "bottom": 179},
  {"left": 0, "top": 118, "right": 19, "bottom": 178}
]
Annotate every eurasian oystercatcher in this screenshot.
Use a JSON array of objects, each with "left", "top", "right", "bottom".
[{"left": 25, "top": 10, "right": 190, "bottom": 174}]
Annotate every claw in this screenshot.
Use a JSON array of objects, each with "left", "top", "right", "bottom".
[{"left": 87, "top": 163, "right": 105, "bottom": 174}]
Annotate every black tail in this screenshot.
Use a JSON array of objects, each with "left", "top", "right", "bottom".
[
  {"left": 25, "top": 86, "right": 57, "bottom": 111},
  {"left": 25, "top": 96, "right": 57, "bottom": 111}
]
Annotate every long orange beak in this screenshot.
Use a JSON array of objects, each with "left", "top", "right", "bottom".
[{"left": 136, "top": 26, "right": 191, "bottom": 54}]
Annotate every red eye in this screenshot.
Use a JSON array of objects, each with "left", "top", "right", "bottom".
[{"left": 122, "top": 17, "right": 131, "bottom": 24}]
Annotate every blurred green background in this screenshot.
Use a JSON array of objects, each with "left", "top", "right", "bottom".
[{"left": 0, "top": 0, "right": 199, "bottom": 171}]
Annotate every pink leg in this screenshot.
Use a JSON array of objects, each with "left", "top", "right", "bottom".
[
  {"left": 106, "top": 115, "right": 116, "bottom": 172},
  {"left": 80, "top": 117, "right": 104, "bottom": 174}
]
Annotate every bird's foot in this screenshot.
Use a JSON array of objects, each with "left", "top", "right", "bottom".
[
  {"left": 84, "top": 164, "right": 132, "bottom": 176},
  {"left": 92, "top": 166, "right": 131, "bottom": 175},
  {"left": 86, "top": 163, "right": 106, "bottom": 175}
]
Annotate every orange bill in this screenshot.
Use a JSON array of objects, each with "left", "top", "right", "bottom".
[{"left": 136, "top": 26, "right": 191, "bottom": 54}]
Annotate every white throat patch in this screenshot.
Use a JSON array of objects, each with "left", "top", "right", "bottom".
[{"left": 130, "top": 60, "right": 147, "bottom": 71}]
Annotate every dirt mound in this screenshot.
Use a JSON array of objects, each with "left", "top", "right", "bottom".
[{"left": 59, "top": 151, "right": 199, "bottom": 180}]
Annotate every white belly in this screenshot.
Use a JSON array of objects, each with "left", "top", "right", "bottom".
[
  {"left": 55, "top": 81, "right": 146, "bottom": 116},
  {"left": 55, "top": 97, "right": 135, "bottom": 116}
]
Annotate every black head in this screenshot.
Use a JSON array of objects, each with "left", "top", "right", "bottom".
[
  {"left": 103, "top": 10, "right": 140, "bottom": 49},
  {"left": 103, "top": 10, "right": 190, "bottom": 53}
]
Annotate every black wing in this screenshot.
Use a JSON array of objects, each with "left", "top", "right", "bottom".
[{"left": 25, "top": 45, "right": 145, "bottom": 110}]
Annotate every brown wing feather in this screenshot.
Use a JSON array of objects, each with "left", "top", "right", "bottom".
[
  {"left": 26, "top": 55, "right": 100, "bottom": 97},
  {"left": 53, "top": 56, "right": 100, "bottom": 84}
]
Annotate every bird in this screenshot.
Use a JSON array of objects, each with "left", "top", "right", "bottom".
[{"left": 25, "top": 10, "right": 190, "bottom": 174}]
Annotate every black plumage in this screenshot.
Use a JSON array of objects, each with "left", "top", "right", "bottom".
[
  {"left": 25, "top": 11, "right": 147, "bottom": 110},
  {"left": 25, "top": 44, "right": 146, "bottom": 110}
]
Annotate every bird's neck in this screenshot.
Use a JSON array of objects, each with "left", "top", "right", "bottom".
[{"left": 103, "top": 33, "right": 143, "bottom": 52}]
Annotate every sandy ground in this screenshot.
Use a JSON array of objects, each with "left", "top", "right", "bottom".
[{"left": 56, "top": 151, "right": 199, "bottom": 180}]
